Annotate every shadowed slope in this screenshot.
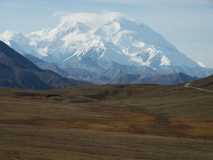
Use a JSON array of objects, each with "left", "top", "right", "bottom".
[
  {"left": 190, "top": 75, "right": 213, "bottom": 90},
  {"left": 0, "top": 41, "right": 85, "bottom": 89}
]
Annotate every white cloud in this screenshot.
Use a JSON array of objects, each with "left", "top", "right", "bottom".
[
  {"left": 0, "top": 31, "right": 14, "bottom": 45},
  {"left": 59, "top": 12, "right": 124, "bottom": 28}
]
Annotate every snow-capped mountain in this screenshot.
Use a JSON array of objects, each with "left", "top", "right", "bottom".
[{"left": 0, "top": 12, "right": 212, "bottom": 84}]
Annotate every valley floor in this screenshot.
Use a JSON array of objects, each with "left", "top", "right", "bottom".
[{"left": 0, "top": 85, "right": 213, "bottom": 160}]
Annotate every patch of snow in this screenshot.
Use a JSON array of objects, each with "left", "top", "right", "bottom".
[
  {"left": 160, "top": 56, "right": 171, "bottom": 66},
  {"left": 197, "top": 61, "right": 206, "bottom": 68},
  {"left": 38, "top": 47, "right": 49, "bottom": 57}
]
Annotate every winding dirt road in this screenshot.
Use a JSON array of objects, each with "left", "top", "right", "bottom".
[{"left": 184, "top": 82, "right": 213, "bottom": 93}]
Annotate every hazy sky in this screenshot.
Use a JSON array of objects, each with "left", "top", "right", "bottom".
[{"left": 0, "top": 0, "right": 213, "bottom": 67}]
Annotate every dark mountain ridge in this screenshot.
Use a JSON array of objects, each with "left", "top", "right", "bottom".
[
  {"left": 0, "top": 41, "right": 84, "bottom": 89},
  {"left": 190, "top": 75, "right": 213, "bottom": 89}
]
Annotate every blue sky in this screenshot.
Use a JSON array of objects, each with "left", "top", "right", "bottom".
[{"left": 0, "top": 0, "right": 213, "bottom": 67}]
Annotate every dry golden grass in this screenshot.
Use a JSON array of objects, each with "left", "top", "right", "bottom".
[{"left": 0, "top": 85, "right": 213, "bottom": 159}]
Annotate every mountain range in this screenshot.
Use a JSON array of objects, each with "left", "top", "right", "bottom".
[
  {"left": 0, "top": 41, "right": 84, "bottom": 89},
  {"left": 0, "top": 12, "right": 212, "bottom": 85}
]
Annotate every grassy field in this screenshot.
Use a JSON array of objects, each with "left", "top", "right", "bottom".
[
  {"left": 191, "top": 75, "right": 213, "bottom": 90},
  {"left": 0, "top": 85, "right": 213, "bottom": 159}
]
